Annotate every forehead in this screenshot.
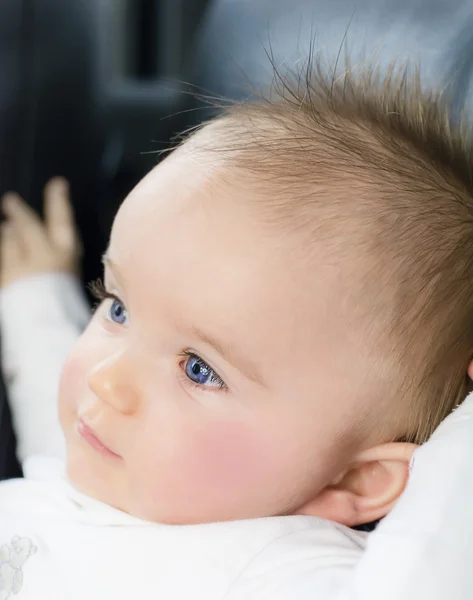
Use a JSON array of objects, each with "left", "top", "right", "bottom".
[
  {"left": 114, "top": 154, "right": 282, "bottom": 302},
  {"left": 112, "top": 145, "right": 272, "bottom": 283},
  {"left": 109, "top": 144, "right": 356, "bottom": 377}
]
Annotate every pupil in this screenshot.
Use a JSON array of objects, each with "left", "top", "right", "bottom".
[
  {"left": 191, "top": 361, "right": 201, "bottom": 375},
  {"left": 113, "top": 302, "right": 123, "bottom": 318}
]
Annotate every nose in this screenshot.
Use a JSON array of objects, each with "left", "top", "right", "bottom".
[{"left": 87, "top": 350, "right": 141, "bottom": 415}]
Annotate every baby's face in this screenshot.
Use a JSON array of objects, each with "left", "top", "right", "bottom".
[{"left": 58, "top": 139, "right": 375, "bottom": 523}]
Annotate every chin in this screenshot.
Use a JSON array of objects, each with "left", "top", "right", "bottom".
[{"left": 65, "top": 446, "right": 123, "bottom": 511}]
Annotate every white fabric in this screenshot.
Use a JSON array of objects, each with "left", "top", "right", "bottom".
[
  {"left": 0, "top": 272, "right": 472, "bottom": 599},
  {"left": 0, "top": 273, "right": 89, "bottom": 463}
]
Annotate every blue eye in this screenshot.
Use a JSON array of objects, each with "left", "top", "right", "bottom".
[
  {"left": 108, "top": 298, "right": 128, "bottom": 325},
  {"left": 88, "top": 279, "right": 128, "bottom": 326},
  {"left": 184, "top": 354, "right": 226, "bottom": 389}
]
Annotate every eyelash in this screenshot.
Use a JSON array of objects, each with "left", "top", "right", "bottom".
[
  {"left": 88, "top": 277, "right": 117, "bottom": 308},
  {"left": 178, "top": 350, "right": 228, "bottom": 392},
  {"left": 88, "top": 278, "right": 228, "bottom": 392}
]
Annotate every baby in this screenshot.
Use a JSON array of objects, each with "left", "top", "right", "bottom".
[{"left": 1, "top": 61, "right": 473, "bottom": 600}]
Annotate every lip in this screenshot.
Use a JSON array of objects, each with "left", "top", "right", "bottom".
[{"left": 77, "top": 419, "right": 122, "bottom": 460}]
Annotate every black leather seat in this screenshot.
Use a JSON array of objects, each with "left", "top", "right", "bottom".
[{"left": 2, "top": 0, "right": 473, "bottom": 479}]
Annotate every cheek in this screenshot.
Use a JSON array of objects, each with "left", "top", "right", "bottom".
[
  {"left": 60, "top": 353, "right": 86, "bottom": 393},
  {"left": 58, "top": 353, "right": 87, "bottom": 425},
  {"left": 132, "top": 418, "right": 278, "bottom": 521},
  {"left": 178, "top": 420, "right": 282, "bottom": 493},
  {"left": 58, "top": 331, "right": 103, "bottom": 421}
]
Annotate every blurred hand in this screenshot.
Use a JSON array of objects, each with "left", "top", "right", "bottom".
[{"left": 0, "top": 177, "right": 82, "bottom": 288}]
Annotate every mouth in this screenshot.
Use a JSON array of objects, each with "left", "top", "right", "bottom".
[{"left": 77, "top": 419, "right": 122, "bottom": 460}]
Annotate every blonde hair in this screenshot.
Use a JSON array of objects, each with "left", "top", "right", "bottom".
[{"left": 174, "top": 58, "right": 473, "bottom": 444}]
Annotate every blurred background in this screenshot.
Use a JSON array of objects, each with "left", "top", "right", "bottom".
[{"left": 1, "top": 0, "right": 473, "bottom": 479}]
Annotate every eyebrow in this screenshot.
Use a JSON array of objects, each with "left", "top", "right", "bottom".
[
  {"left": 102, "top": 251, "right": 127, "bottom": 288},
  {"left": 190, "top": 326, "right": 265, "bottom": 387},
  {"left": 102, "top": 250, "right": 113, "bottom": 268},
  {"left": 102, "top": 251, "right": 264, "bottom": 387},
  {"left": 102, "top": 251, "right": 119, "bottom": 275}
]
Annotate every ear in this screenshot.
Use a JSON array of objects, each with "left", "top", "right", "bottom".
[
  {"left": 295, "top": 442, "right": 418, "bottom": 527},
  {"left": 467, "top": 360, "right": 473, "bottom": 382}
]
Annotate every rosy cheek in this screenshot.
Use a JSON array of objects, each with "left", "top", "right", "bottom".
[{"left": 186, "top": 421, "right": 272, "bottom": 492}]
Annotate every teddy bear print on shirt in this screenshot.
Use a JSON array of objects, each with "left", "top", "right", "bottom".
[{"left": 0, "top": 536, "right": 37, "bottom": 600}]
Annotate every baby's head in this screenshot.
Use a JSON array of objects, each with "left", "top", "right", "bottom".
[{"left": 59, "top": 61, "right": 473, "bottom": 526}]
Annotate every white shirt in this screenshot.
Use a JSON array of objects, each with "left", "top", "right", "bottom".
[{"left": 0, "top": 273, "right": 472, "bottom": 600}]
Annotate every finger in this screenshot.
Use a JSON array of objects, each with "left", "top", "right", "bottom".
[
  {"left": 1, "top": 192, "right": 47, "bottom": 248},
  {"left": 1, "top": 221, "right": 23, "bottom": 265},
  {"left": 44, "top": 177, "right": 78, "bottom": 252}
]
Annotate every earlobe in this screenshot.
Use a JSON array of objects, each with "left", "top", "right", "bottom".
[
  {"left": 295, "top": 442, "right": 418, "bottom": 527},
  {"left": 296, "top": 486, "right": 360, "bottom": 525}
]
